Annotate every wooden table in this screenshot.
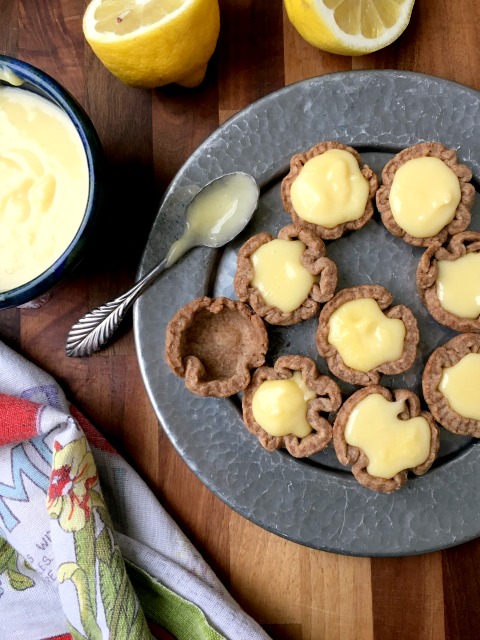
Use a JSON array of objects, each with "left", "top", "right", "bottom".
[{"left": 2, "top": 1, "right": 480, "bottom": 638}]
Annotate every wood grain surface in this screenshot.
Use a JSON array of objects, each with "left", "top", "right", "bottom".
[{"left": 1, "top": 1, "right": 480, "bottom": 639}]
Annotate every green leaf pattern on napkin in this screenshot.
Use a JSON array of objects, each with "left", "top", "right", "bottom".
[
  {"left": 47, "top": 435, "right": 152, "bottom": 639},
  {"left": 126, "top": 560, "right": 225, "bottom": 640},
  {"left": 43, "top": 434, "right": 224, "bottom": 640},
  {"left": 0, "top": 537, "right": 35, "bottom": 591}
]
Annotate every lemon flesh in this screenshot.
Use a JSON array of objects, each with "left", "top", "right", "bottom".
[
  {"left": 284, "top": 0, "right": 415, "bottom": 56},
  {"left": 92, "top": 0, "right": 186, "bottom": 36},
  {"left": 83, "top": 0, "right": 220, "bottom": 88}
]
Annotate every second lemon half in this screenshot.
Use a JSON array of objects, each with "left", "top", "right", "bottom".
[
  {"left": 83, "top": 0, "right": 220, "bottom": 88},
  {"left": 284, "top": 0, "right": 415, "bottom": 56}
]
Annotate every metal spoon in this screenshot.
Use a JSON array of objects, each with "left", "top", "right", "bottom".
[{"left": 65, "top": 172, "right": 259, "bottom": 357}]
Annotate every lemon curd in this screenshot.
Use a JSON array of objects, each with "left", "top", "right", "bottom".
[
  {"left": 439, "top": 353, "right": 480, "bottom": 421},
  {"left": 252, "top": 371, "right": 316, "bottom": 438},
  {"left": 250, "top": 239, "right": 316, "bottom": 313},
  {"left": 436, "top": 253, "right": 480, "bottom": 319},
  {"left": 389, "top": 156, "right": 461, "bottom": 238},
  {"left": 328, "top": 298, "right": 406, "bottom": 372},
  {"left": 345, "top": 394, "right": 431, "bottom": 479},
  {"left": 0, "top": 67, "right": 23, "bottom": 86},
  {"left": 165, "top": 172, "right": 259, "bottom": 268},
  {"left": 290, "top": 149, "right": 370, "bottom": 228},
  {"left": 0, "top": 86, "right": 89, "bottom": 293}
]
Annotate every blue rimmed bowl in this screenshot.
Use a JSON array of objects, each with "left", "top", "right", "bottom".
[{"left": 0, "top": 55, "right": 103, "bottom": 309}]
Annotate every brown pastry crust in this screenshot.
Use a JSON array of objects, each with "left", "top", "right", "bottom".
[
  {"left": 242, "top": 355, "right": 342, "bottom": 458},
  {"left": 165, "top": 296, "right": 268, "bottom": 397},
  {"left": 315, "top": 285, "right": 419, "bottom": 386},
  {"left": 376, "top": 142, "right": 475, "bottom": 247},
  {"left": 233, "top": 224, "right": 338, "bottom": 325},
  {"left": 281, "top": 141, "right": 378, "bottom": 240},
  {"left": 417, "top": 231, "right": 480, "bottom": 332},
  {"left": 422, "top": 333, "right": 480, "bottom": 437},
  {"left": 333, "top": 385, "right": 440, "bottom": 493}
]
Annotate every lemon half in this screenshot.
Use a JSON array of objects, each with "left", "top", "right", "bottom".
[
  {"left": 83, "top": 0, "right": 220, "bottom": 88},
  {"left": 284, "top": 0, "right": 415, "bottom": 56}
]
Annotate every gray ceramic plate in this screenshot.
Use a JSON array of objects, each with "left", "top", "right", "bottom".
[{"left": 134, "top": 70, "right": 480, "bottom": 557}]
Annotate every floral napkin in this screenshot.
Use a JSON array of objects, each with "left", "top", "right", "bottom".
[{"left": 0, "top": 339, "right": 271, "bottom": 640}]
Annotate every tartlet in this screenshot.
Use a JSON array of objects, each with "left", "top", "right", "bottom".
[
  {"left": 234, "top": 224, "right": 337, "bottom": 325},
  {"left": 417, "top": 231, "right": 480, "bottom": 333},
  {"left": 376, "top": 142, "right": 475, "bottom": 247},
  {"left": 281, "top": 141, "right": 378, "bottom": 240},
  {"left": 422, "top": 333, "right": 480, "bottom": 437},
  {"left": 242, "top": 355, "right": 342, "bottom": 458},
  {"left": 165, "top": 296, "right": 268, "bottom": 397},
  {"left": 333, "top": 385, "right": 440, "bottom": 493},
  {"left": 315, "top": 285, "right": 419, "bottom": 386}
]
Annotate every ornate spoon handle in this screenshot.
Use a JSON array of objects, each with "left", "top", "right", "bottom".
[{"left": 66, "top": 256, "right": 168, "bottom": 357}]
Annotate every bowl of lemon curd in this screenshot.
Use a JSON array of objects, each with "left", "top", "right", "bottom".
[{"left": 0, "top": 55, "right": 103, "bottom": 308}]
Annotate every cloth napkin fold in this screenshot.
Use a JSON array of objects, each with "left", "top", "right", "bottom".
[{"left": 0, "top": 340, "right": 271, "bottom": 640}]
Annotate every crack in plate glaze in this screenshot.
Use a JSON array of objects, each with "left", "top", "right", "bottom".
[{"left": 134, "top": 70, "right": 480, "bottom": 557}]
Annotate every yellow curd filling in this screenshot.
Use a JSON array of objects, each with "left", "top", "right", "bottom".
[
  {"left": 389, "top": 156, "right": 461, "bottom": 238},
  {"left": 290, "top": 149, "right": 370, "bottom": 228},
  {"left": 438, "top": 353, "right": 480, "bottom": 421},
  {"left": 327, "top": 298, "right": 406, "bottom": 372},
  {"left": 0, "top": 67, "right": 23, "bottom": 86},
  {"left": 166, "top": 172, "right": 259, "bottom": 267},
  {"left": 250, "top": 239, "right": 316, "bottom": 313},
  {"left": 252, "top": 371, "right": 316, "bottom": 438},
  {"left": 345, "top": 393, "right": 431, "bottom": 479},
  {"left": 0, "top": 86, "right": 89, "bottom": 292},
  {"left": 436, "top": 253, "right": 480, "bottom": 319}
]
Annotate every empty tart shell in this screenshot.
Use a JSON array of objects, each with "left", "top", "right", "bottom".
[
  {"left": 376, "top": 142, "right": 475, "bottom": 247},
  {"left": 417, "top": 231, "right": 480, "bottom": 333},
  {"left": 242, "top": 355, "right": 342, "bottom": 458},
  {"left": 333, "top": 385, "right": 440, "bottom": 493},
  {"left": 234, "top": 224, "right": 337, "bottom": 325},
  {"left": 281, "top": 141, "right": 378, "bottom": 240},
  {"left": 316, "top": 284, "right": 419, "bottom": 386},
  {"left": 165, "top": 296, "right": 268, "bottom": 397},
  {"left": 423, "top": 333, "right": 480, "bottom": 437}
]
